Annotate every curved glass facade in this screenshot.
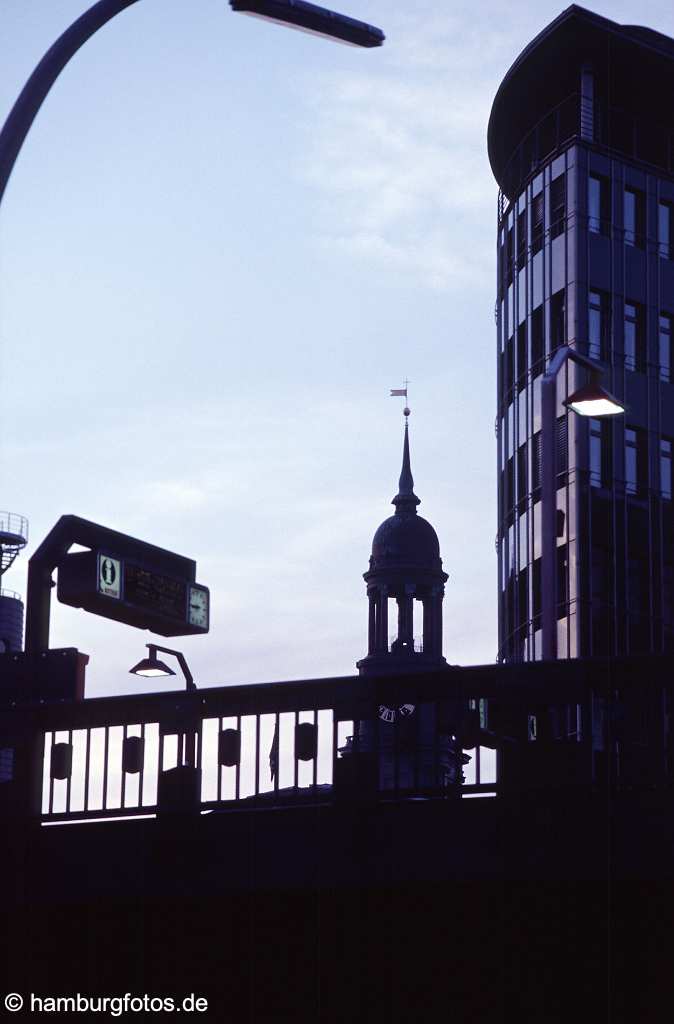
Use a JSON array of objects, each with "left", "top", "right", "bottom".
[{"left": 493, "top": 14, "right": 674, "bottom": 662}]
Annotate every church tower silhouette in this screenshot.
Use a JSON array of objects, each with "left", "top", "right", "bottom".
[
  {"left": 340, "top": 409, "right": 468, "bottom": 791},
  {"left": 357, "top": 410, "right": 449, "bottom": 676}
]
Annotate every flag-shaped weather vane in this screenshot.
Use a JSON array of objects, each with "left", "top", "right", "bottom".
[{"left": 390, "top": 379, "right": 411, "bottom": 418}]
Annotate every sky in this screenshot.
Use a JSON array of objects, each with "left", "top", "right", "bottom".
[{"left": 2, "top": 0, "right": 674, "bottom": 699}]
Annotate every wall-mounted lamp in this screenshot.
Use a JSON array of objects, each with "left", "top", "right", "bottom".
[{"left": 564, "top": 374, "right": 624, "bottom": 418}]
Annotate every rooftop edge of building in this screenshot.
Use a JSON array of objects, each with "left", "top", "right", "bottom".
[{"left": 488, "top": 5, "right": 674, "bottom": 196}]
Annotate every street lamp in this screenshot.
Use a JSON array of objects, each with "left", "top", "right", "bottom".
[
  {"left": 541, "top": 346, "right": 625, "bottom": 660},
  {"left": 130, "top": 643, "right": 197, "bottom": 770},
  {"left": 130, "top": 643, "right": 195, "bottom": 691},
  {"left": 230, "top": 0, "right": 385, "bottom": 47},
  {"left": 0, "top": 0, "right": 384, "bottom": 208}
]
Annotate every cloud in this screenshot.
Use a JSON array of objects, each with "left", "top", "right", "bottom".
[
  {"left": 298, "top": 87, "right": 495, "bottom": 291},
  {"left": 294, "top": 6, "right": 529, "bottom": 291}
]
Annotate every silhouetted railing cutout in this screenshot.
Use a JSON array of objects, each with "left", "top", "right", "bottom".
[
  {"left": 6, "top": 658, "right": 669, "bottom": 825},
  {"left": 24, "top": 675, "right": 503, "bottom": 822}
]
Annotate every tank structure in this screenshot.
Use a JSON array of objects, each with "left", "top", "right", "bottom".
[{"left": 0, "top": 512, "right": 28, "bottom": 653}]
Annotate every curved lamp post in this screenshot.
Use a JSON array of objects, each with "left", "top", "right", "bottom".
[
  {"left": 2, "top": 0, "right": 383, "bottom": 659},
  {"left": 541, "top": 345, "right": 624, "bottom": 660},
  {"left": 0, "top": 0, "right": 384, "bottom": 208}
]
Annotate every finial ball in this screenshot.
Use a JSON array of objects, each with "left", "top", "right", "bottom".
[{"left": 403, "top": 407, "right": 411, "bottom": 418}]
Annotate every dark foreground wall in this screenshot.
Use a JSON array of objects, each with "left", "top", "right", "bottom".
[{"left": 2, "top": 793, "right": 674, "bottom": 1020}]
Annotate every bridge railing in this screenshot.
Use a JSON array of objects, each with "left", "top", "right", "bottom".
[{"left": 1, "top": 656, "right": 673, "bottom": 823}]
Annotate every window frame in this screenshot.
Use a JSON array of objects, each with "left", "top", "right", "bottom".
[
  {"left": 588, "top": 174, "right": 609, "bottom": 235},
  {"left": 661, "top": 437, "right": 672, "bottom": 501},
  {"left": 659, "top": 313, "right": 672, "bottom": 383},
  {"left": 550, "top": 174, "right": 566, "bottom": 240},
  {"left": 624, "top": 301, "right": 645, "bottom": 373},
  {"left": 531, "top": 193, "right": 544, "bottom": 255},
  {"left": 624, "top": 187, "right": 645, "bottom": 248},
  {"left": 589, "top": 289, "right": 609, "bottom": 361},
  {"left": 658, "top": 200, "right": 673, "bottom": 259}
]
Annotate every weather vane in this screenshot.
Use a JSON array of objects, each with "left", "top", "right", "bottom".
[{"left": 390, "top": 379, "right": 411, "bottom": 418}]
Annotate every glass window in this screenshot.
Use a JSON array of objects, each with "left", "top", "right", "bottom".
[
  {"left": 624, "top": 187, "right": 644, "bottom": 247},
  {"left": 624, "top": 302, "right": 645, "bottom": 372},
  {"left": 590, "top": 418, "right": 603, "bottom": 487},
  {"left": 517, "top": 210, "right": 527, "bottom": 270},
  {"left": 533, "top": 503, "right": 542, "bottom": 560},
  {"left": 589, "top": 290, "right": 608, "bottom": 361},
  {"left": 625, "top": 428, "right": 638, "bottom": 494},
  {"left": 551, "top": 290, "right": 565, "bottom": 352},
  {"left": 506, "top": 226, "right": 514, "bottom": 285},
  {"left": 550, "top": 174, "right": 565, "bottom": 239},
  {"left": 659, "top": 201, "right": 673, "bottom": 259},
  {"left": 588, "top": 175, "right": 608, "bottom": 234},
  {"left": 531, "top": 307, "right": 544, "bottom": 371},
  {"left": 532, "top": 431, "right": 542, "bottom": 492},
  {"left": 532, "top": 193, "right": 544, "bottom": 255},
  {"left": 517, "top": 323, "right": 527, "bottom": 387},
  {"left": 625, "top": 427, "right": 647, "bottom": 495},
  {"left": 519, "top": 512, "right": 528, "bottom": 571},
  {"left": 505, "top": 335, "right": 514, "bottom": 393},
  {"left": 517, "top": 444, "right": 527, "bottom": 504},
  {"left": 506, "top": 456, "right": 514, "bottom": 508},
  {"left": 507, "top": 402, "right": 514, "bottom": 458},
  {"left": 660, "top": 314, "right": 672, "bottom": 382},
  {"left": 508, "top": 521, "right": 515, "bottom": 577},
  {"left": 661, "top": 438, "right": 672, "bottom": 500}
]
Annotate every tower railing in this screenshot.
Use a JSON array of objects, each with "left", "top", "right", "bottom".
[
  {"left": 0, "top": 511, "right": 28, "bottom": 576},
  {"left": 497, "top": 92, "right": 674, "bottom": 223}
]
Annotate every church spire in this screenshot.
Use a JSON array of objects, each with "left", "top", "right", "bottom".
[
  {"left": 392, "top": 411, "right": 420, "bottom": 512},
  {"left": 358, "top": 398, "right": 448, "bottom": 677}
]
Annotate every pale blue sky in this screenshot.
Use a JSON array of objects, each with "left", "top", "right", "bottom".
[{"left": 2, "top": 0, "right": 674, "bottom": 697}]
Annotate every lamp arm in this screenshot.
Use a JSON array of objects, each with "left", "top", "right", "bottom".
[
  {"left": 0, "top": 0, "right": 141, "bottom": 208},
  {"left": 147, "top": 644, "right": 195, "bottom": 691},
  {"left": 175, "top": 652, "right": 196, "bottom": 692},
  {"left": 543, "top": 345, "right": 602, "bottom": 386}
]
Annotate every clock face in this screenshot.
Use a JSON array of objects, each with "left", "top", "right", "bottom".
[
  {"left": 378, "top": 703, "right": 415, "bottom": 723},
  {"left": 188, "top": 585, "right": 209, "bottom": 629}
]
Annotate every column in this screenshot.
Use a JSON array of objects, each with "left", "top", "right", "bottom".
[
  {"left": 422, "top": 597, "right": 432, "bottom": 653},
  {"left": 376, "top": 586, "right": 388, "bottom": 652},
  {"left": 400, "top": 593, "right": 414, "bottom": 646},
  {"left": 368, "top": 591, "right": 376, "bottom": 655}
]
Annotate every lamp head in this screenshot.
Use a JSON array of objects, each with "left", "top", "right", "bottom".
[
  {"left": 230, "top": 0, "right": 385, "bottom": 48},
  {"left": 565, "top": 377, "right": 624, "bottom": 418},
  {"left": 129, "top": 651, "right": 176, "bottom": 679}
]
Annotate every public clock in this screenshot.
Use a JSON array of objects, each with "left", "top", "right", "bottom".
[
  {"left": 378, "top": 703, "right": 415, "bottom": 723},
  {"left": 187, "top": 585, "right": 209, "bottom": 629}
]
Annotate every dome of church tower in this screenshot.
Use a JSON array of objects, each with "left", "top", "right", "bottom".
[
  {"left": 357, "top": 411, "right": 448, "bottom": 677},
  {"left": 369, "top": 418, "right": 444, "bottom": 574}
]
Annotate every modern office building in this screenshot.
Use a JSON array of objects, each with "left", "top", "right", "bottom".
[{"left": 489, "top": 5, "right": 674, "bottom": 662}]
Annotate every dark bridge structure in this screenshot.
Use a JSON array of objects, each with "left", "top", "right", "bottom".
[{"left": 1, "top": 653, "right": 673, "bottom": 1019}]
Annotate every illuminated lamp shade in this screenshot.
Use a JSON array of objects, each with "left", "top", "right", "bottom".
[
  {"left": 129, "top": 656, "right": 175, "bottom": 679},
  {"left": 565, "top": 381, "right": 624, "bottom": 418},
  {"left": 229, "top": 0, "right": 385, "bottom": 48}
]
